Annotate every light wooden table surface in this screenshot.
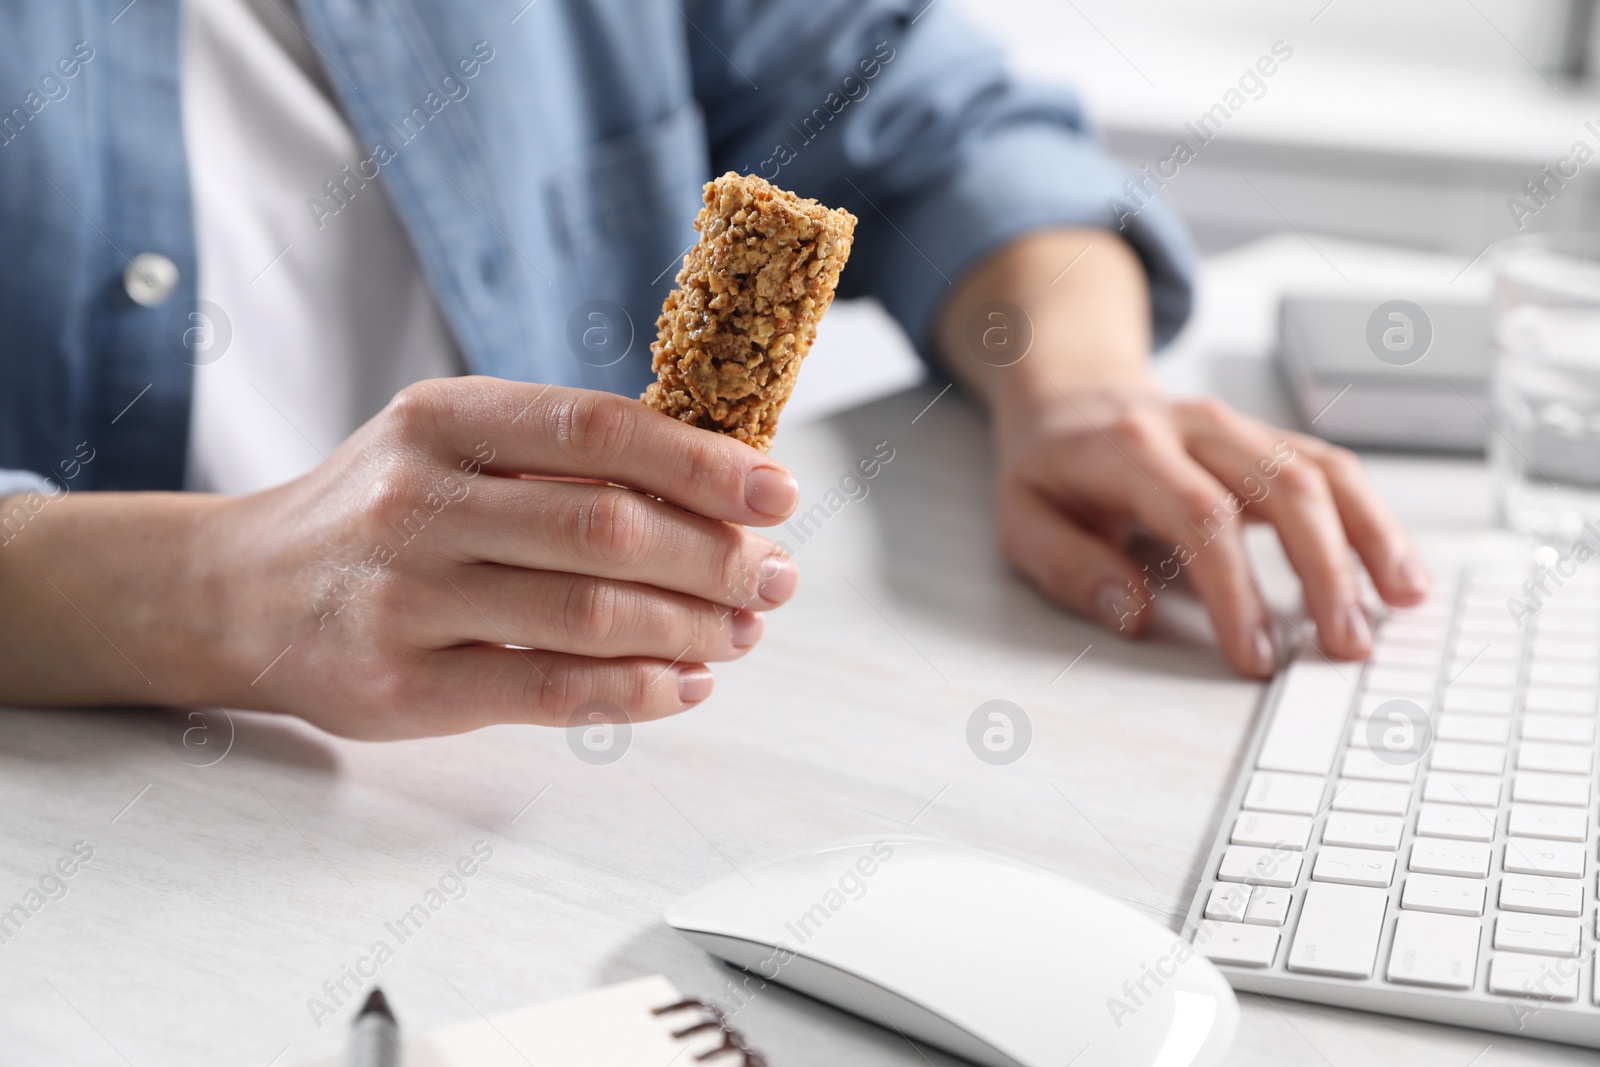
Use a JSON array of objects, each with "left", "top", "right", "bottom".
[{"left": 0, "top": 239, "right": 1584, "bottom": 1065}]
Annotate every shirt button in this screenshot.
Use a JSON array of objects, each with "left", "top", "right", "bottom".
[{"left": 124, "top": 252, "right": 180, "bottom": 307}]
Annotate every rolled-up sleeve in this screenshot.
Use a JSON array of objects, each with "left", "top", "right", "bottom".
[
  {"left": 684, "top": 0, "right": 1196, "bottom": 355},
  {"left": 0, "top": 469, "right": 55, "bottom": 501}
]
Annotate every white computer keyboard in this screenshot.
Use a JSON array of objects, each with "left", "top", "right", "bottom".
[{"left": 1183, "top": 556, "right": 1600, "bottom": 1048}]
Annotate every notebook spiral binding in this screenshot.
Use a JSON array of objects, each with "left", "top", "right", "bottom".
[{"left": 652, "top": 999, "right": 769, "bottom": 1066}]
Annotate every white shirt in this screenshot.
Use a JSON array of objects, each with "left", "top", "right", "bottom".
[{"left": 181, "top": 0, "right": 461, "bottom": 495}]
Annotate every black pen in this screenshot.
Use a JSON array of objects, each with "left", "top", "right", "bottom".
[{"left": 348, "top": 988, "right": 400, "bottom": 1067}]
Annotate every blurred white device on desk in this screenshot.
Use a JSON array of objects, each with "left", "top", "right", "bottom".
[
  {"left": 1277, "top": 296, "right": 1493, "bottom": 453},
  {"left": 1184, "top": 545, "right": 1600, "bottom": 1048},
  {"left": 667, "top": 835, "right": 1239, "bottom": 1067}
]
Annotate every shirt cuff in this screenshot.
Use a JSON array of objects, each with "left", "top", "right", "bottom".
[
  {"left": 0, "top": 469, "right": 58, "bottom": 502},
  {"left": 847, "top": 111, "right": 1198, "bottom": 359}
]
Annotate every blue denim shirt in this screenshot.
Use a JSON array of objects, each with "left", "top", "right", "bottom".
[{"left": 0, "top": 0, "right": 1194, "bottom": 499}]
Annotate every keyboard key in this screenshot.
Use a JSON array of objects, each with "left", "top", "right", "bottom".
[
  {"left": 1358, "top": 691, "right": 1434, "bottom": 720},
  {"left": 1532, "top": 637, "right": 1600, "bottom": 663},
  {"left": 1195, "top": 919, "right": 1279, "bottom": 967},
  {"left": 1428, "top": 742, "right": 1506, "bottom": 775},
  {"left": 1244, "top": 772, "right": 1326, "bottom": 816},
  {"left": 1489, "top": 952, "right": 1579, "bottom": 1000},
  {"left": 1467, "top": 569, "right": 1523, "bottom": 589},
  {"left": 1410, "top": 839, "right": 1491, "bottom": 877},
  {"left": 1339, "top": 749, "right": 1417, "bottom": 783},
  {"left": 1331, "top": 780, "right": 1411, "bottom": 816},
  {"left": 1459, "top": 588, "right": 1514, "bottom": 608},
  {"left": 1416, "top": 802, "right": 1497, "bottom": 842},
  {"left": 1205, "top": 883, "right": 1250, "bottom": 921},
  {"left": 1456, "top": 614, "right": 1521, "bottom": 639},
  {"left": 1529, "top": 661, "right": 1599, "bottom": 688},
  {"left": 1517, "top": 742, "right": 1594, "bottom": 775},
  {"left": 1344, "top": 697, "right": 1433, "bottom": 748},
  {"left": 1365, "top": 666, "right": 1435, "bottom": 695},
  {"left": 1521, "top": 714, "right": 1595, "bottom": 743},
  {"left": 1495, "top": 914, "right": 1581, "bottom": 957},
  {"left": 1384, "top": 625, "right": 1448, "bottom": 650},
  {"left": 1453, "top": 637, "right": 1518, "bottom": 664},
  {"left": 1244, "top": 886, "right": 1290, "bottom": 926},
  {"left": 1525, "top": 687, "right": 1598, "bottom": 715},
  {"left": 1499, "top": 874, "right": 1584, "bottom": 916},
  {"left": 1466, "top": 571, "right": 1525, "bottom": 594},
  {"left": 1504, "top": 838, "right": 1587, "bottom": 879},
  {"left": 1387, "top": 911, "right": 1481, "bottom": 989},
  {"left": 1435, "top": 714, "right": 1509, "bottom": 744},
  {"left": 1372, "top": 642, "right": 1441, "bottom": 669},
  {"left": 1446, "top": 662, "right": 1519, "bottom": 689},
  {"left": 1401, "top": 873, "right": 1486, "bottom": 916},
  {"left": 1441, "top": 688, "right": 1515, "bottom": 715},
  {"left": 1256, "top": 660, "right": 1357, "bottom": 776},
  {"left": 1539, "top": 613, "right": 1600, "bottom": 635},
  {"left": 1471, "top": 578, "right": 1525, "bottom": 599},
  {"left": 1287, "top": 883, "right": 1388, "bottom": 978},
  {"left": 1512, "top": 771, "right": 1591, "bottom": 807},
  {"left": 1218, "top": 845, "right": 1302, "bottom": 888},
  {"left": 1230, "top": 812, "right": 1312, "bottom": 850},
  {"left": 1537, "top": 583, "right": 1600, "bottom": 601},
  {"left": 1348, "top": 717, "right": 1430, "bottom": 752},
  {"left": 1322, "top": 812, "right": 1403, "bottom": 851},
  {"left": 1506, "top": 803, "right": 1588, "bottom": 843},
  {"left": 1423, "top": 772, "right": 1502, "bottom": 807},
  {"left": 1313, "top": 846, "right": 1396, "bottom": 887}
]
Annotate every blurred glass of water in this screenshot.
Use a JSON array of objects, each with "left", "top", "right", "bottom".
[{"left": 1492, "top": 233, "right": 1600, "bottom": 541}]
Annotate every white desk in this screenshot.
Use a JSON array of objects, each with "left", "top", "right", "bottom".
[{"left": 0, "top": 240, "right": 1590, "bottom": 1066}]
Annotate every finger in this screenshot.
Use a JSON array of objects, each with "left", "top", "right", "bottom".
[
  {"left": 999, "top": 486, "right": 1154, "bottom": 637},
  {"left": 452, "top": 477, "right": 799, "bottom": 610},
  {"left": 1087, "top": 421, "right": 1278, "bottom": 678},
  {"left": 436, "top": 564, "right": 763, "bottom": 663},
  {"left": 389, "top": 378, "right": 799, "bottom": 525},
  {"left": 1285, "top": 431, "right": 1430, "bottom": 607},
  {"left": 425, "top": 644, "right": 713, "bottom": 732},
  {"left": 1178, "top": 403, "right": 1372, "bottom": 660},
  {"left": 1138, "top": 464, "right": 1277, "bottom": 677},
  {"left": 1030, "top": 415, "right": 1280, "bottom": 675}
]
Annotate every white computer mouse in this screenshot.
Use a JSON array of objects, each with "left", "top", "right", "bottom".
[{"left": 665, "top": 834, "right": 1238, "bottom": 1067}]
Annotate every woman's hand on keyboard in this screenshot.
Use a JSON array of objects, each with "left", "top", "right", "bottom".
[
  {"left": 935, "top": 229, "right": 1432, "bottom": 677},
  {"left": 988, "top": 386, "right": 1432, "bottom": 676}
]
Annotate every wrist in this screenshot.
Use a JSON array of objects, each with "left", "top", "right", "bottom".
[
  {"left": 987, "top": 358, "right": 1160, "bottom": 420},
  {"left": 174, "top": 492, "right": 258, "bottom": 707},
  {"left": 935, "top": 227, "right": 1158, "bottom": 417},
  {"left": 0, "top": 491, "right": 234, "bottom": 707},
  {"left": 97, "top": 491, "right": 236, "bottom": 707}
]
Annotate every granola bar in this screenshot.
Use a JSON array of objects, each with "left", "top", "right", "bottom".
[{"left": 642, "top": 172, "right": 856, "bottom": 451}]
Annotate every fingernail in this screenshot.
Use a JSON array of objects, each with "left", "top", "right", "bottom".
[
  {"left": 1396, "top": 552, "right": 1431, "bottom": 596},
  {"left": 1339, "top": 602, "right": 1372, "bottom": 652},
  {"left": 745, "top": 467, "right": 798, "bottom": 519},
  {"left": 1093, "top": 582, "right": 1130, "bottom": 632},
  {"left": 678, "top": 667, "right": 714, "bottom": 704},
  {"left": 1251, "top": 624, "right": 1277, "bottom": 676},
  {"left": 730, "top": 610, "right": 765, "bottom": 649},
  {"left": 757, "top": 554, "right": 799, "bottom": 603}
]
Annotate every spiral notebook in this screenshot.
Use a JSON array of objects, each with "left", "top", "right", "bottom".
[{"left": 287, "top": 974, "right": 765, "bottom": 1066}]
